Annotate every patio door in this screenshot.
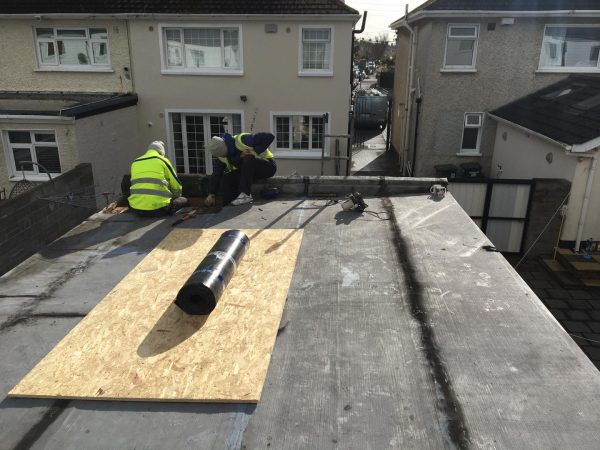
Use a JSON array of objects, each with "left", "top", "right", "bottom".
[{"left": 170, "top": 112, "right": 241, "bottom": 174}]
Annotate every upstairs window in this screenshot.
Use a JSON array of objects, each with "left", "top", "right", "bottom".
[
  {"left": 444, "top": 24, "right": 479, "bottom": 70},
  {"left": 300, "top": 26, "right": 333, "bottom": 75},
  {"left": 460, "top": 113, "right": 483, "bottom": 154},
  {"left": 162, "top": 25, "right": 242, "bottom": 74},
  {"left": 539, "top": 25, "right": 600, "bottom": 72},
  {"left": 4, "top": 130, "right": 61, "bottom": 178},
  {"left": 34, "top": 27, "right": 110, "bottom": 69}
]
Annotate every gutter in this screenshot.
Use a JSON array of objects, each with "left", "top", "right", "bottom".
[
  {"left": 0, "top": 13, "right": 361, "bottom": 21},
  {"left": 0, "top": 114, "right": 74, "bottom": 122},
  {"left": 391, "top": 10, "right": 600, "bottom": 27}
]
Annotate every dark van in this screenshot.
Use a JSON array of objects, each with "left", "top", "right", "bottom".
[{"left": 354, "top": 95, "right": 388, "bottom": 129}]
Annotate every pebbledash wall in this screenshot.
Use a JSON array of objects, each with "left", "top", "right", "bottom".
[{"left": 0, "top": 164, "right": 95, "bottom": 276}]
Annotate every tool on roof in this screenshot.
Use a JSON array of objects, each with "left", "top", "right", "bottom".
[
  {"left": 175, "top": 230, "right": 250, "bottom": 315},
  {"left": 340, "top": 192, "right": 368, "bottom": 212},
  {"left": 171, "top": 208, "right": 199, "bottom": 227}
]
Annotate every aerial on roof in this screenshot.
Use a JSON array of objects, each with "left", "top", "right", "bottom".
[
  {"left": 416, "top": 0, "right": 600, "bottom": 11},
  {"left": 0, "top": 0, "right": 358, "bottom": 15},
  {"left": 491, "top": 75, "right": 600, "bottom": 147}
]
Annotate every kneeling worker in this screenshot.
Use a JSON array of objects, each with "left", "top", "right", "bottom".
[
  {"left": 129, "top": 141, "right": 188, "bottom": 216},
  {"left": 205, "top": 132, "right": 276, "bottom": 206}
]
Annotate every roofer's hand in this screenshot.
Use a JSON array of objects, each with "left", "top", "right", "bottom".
[
  {"left": 204, "top": 193, "right": 215, "bottom": 207},
  {"left": 241, "top": 150, "right": 257, "bottom": 158}
]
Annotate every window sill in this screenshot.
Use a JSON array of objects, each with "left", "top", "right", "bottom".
[
  {"left": 275, "top": 151, "right": 327, "bottom": 159},
  {"left": 536, "top": 68, "right": 600, "bottom": 74},
  {"left": 35, "top": 67, "right": 114, "bottom": 73},
  {"left": 298, "top": 71, "right": 334, "bottom": 77},
  {"left": 10, "top": 174, "right": 57, "bottom": 182},
  {"left": 161, "top": 69, "right": 244, "bottom": 76},
  {"left": 456, "top": 152, "right": 482, "bottom": 157},
  {"left": 440, "top": 68, "right": 477, "bottom": 73}
]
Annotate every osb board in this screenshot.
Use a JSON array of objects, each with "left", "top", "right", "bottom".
[
  {"left": 9, "top": 228, "right": 303, "bottom": 403},
  {"left": 571, "top": 261, "right": 600, "bottom": 271}
]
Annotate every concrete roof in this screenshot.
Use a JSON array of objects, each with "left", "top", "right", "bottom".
[{"left": 1, "top": 184, "right": 600, "bottom": 449}]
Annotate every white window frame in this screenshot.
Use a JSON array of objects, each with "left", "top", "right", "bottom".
[
  {"left": 164, "top": 108, "right": 245, "bottom": 174},
  {"left": 33, "top": 26, "right": 112, "bottom": 72},
  {"left": 3, "top": 129, "right": 62, "bottom": 180},
  {"left": 537, "top": 24, "right": 600, "bottom": 73},
  {"left": 298, "top": 25, "right": 334, "bottom": 77},
  {"left": 442, "top": 24, "right": 479, "bottom": 72},
  {"left": 458, "top": 112, "right": 484, "bottom": 156},
  {"left": 270, "top": 111, "right": 330, "bottom": 159},
  {"left": 159, "top": 24, "right": 244, "bottom": 76}
]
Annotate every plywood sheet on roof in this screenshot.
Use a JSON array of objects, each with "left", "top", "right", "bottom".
[{"left": 9, "top": 228, "right": 303, "bottom": 403}]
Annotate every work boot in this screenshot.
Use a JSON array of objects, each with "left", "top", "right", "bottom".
[{"left": 231, "top": 192, "right": 253, "bottom": 206}]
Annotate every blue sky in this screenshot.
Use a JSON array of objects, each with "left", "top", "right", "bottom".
[{"left": 346, "top": 0, "right": 428, "bottom": 40}]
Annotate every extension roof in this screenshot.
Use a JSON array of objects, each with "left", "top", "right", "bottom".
[
  {"left": 0, "top": 0, "right": 358, "bottom": 15},
  {"left": 0, "top": 92, "right": 138, "bottom": 120},
  {"left": 2, "top": 179, "right": 600, "bottom": 449},
  {"left": 491, "top": 75, "right": 600, "bottom": 152}
]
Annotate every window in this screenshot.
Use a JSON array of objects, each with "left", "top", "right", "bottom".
[
  {"left": 5, "top": 130, "right": 61, "bottom": 177},
  {"left": 34, "top": 27, "right": 109, "bottom": 69},
  {"left": 272, "top": 113, "right": 327, "bottom": 157},
  {"left": 170, "top": 112, "right": 242, "bottom": 174},
  {"left": 300, "top": 26, "right": 333, "bottom": 75},
  {"left": 460, "top": 113, "right": 483, "bottom": 154},
  {"left": 161, "top": 25, "right": 242, "bottom": 74},
  {"left": 539, "top": 25, "right": 600, "bottom": 71},
  {"left": 443, "top": 24, "right": 479, "bottom": 70}
]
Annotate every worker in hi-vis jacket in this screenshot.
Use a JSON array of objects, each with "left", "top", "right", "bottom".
[
  {"left": 128, "top": 141, "right": 188, "bottom": 216},
  {"left": 205, "top": 132, "right": 277, "bottom": 206}
]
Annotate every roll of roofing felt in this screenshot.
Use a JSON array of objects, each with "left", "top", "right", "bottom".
[{"left": 175, "top": 230, "right": 250, "bottom": 315}]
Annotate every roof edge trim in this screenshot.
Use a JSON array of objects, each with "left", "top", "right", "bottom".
[
  {"left": 572, "top": 136, "right": 600, "bottom": 153},
  {"left": 0, "top": 115, "right": 75, "bottom": 123},
  {"left": 487, "top": 112, "right": 572, "bottom": 150}
]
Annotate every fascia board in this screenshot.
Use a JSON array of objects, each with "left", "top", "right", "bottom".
[
  {"left": 0, "top": 115, "right": 75, "bottom": 123},
  {"left": 398, "top": 10, "right": 600, "bottom": 25},
  {"left": 0, "top": 13, "right": 360, "bottom": 22},
  {"left": 487, "top": 112, "right": 572, "bottom": 151}
]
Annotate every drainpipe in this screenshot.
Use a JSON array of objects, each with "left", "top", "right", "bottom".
[
  {"left": 397, "top": 7, "right": 416, "bottom": 175},
  {"left": 574, "top": 153, "right": 598, "bottom": 252},
  {"left": 350, "top": 12, "right": 367, "bottom": 88}
]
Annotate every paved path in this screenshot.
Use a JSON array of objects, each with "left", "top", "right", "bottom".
[{"left": 512, "top": 258, "right": 600, "bottom": 370}]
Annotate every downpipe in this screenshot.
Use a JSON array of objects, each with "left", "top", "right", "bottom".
[{"left": 574, "top": 153, "right": 598, "bottom": 252}]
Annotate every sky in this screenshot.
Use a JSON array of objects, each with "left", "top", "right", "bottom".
[{"left": 345, "top": 0, "right": 428, "bottom": 41}]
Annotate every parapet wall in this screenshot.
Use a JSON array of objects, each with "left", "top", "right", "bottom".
[{"left": 0, "top": 164, "right": 96, "bottom": 276}]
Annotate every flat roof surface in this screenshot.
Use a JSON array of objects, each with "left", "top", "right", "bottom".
[{"left": 1, "top": 193, "right": 600, "bottom": 449}]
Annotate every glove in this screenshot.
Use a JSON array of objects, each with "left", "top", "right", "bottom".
[
  {"left": 204, "top": 193, "right": 215, "bottom": 207},
  {"left": 240, "top": 150, "right": 257, "bottom": 158}
]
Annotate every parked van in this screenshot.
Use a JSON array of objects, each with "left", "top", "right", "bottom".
[{"left": 354, "top": 94, "right": 388, "bottom": 129}]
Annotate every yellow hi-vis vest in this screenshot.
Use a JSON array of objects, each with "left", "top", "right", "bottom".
[
  {"left": 218, "top": 133, "right": 274, "bottom": 172},
  {"left": 129, "top": 150, "right": 182, "bottom": 211}
]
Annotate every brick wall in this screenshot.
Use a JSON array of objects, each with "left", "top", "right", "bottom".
[
  {"left": 524, "top": 178, "right": 571, "bottom": 258},
  {"left": 0, "top": 164, "right": 95, "bottom": 276}
]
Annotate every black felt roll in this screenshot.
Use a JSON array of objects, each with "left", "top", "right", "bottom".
[{"left": 174, "top": 230, "right": 250, "bottom": 315}]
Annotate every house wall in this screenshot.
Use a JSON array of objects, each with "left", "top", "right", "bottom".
[
  {"left": 0, "top": 19, "right": 133, "bottom": 93},
  {"left": 491, "top": 122, "right": 578, "bottom": 180},
  {"left": 0, "top": 120, "right": 79, "bottom": 198},
  {"left": 74, "top": 106, "right": 140, "bottom": 201},
  {"left": 563, "top": 155, "right": 600, "bottom": 243},
  {"left": 395, "top": 17, "right": 594, "bottom": 177},
  {"left": 128, "top": 19, "right": 354, "bottom": 176}
]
